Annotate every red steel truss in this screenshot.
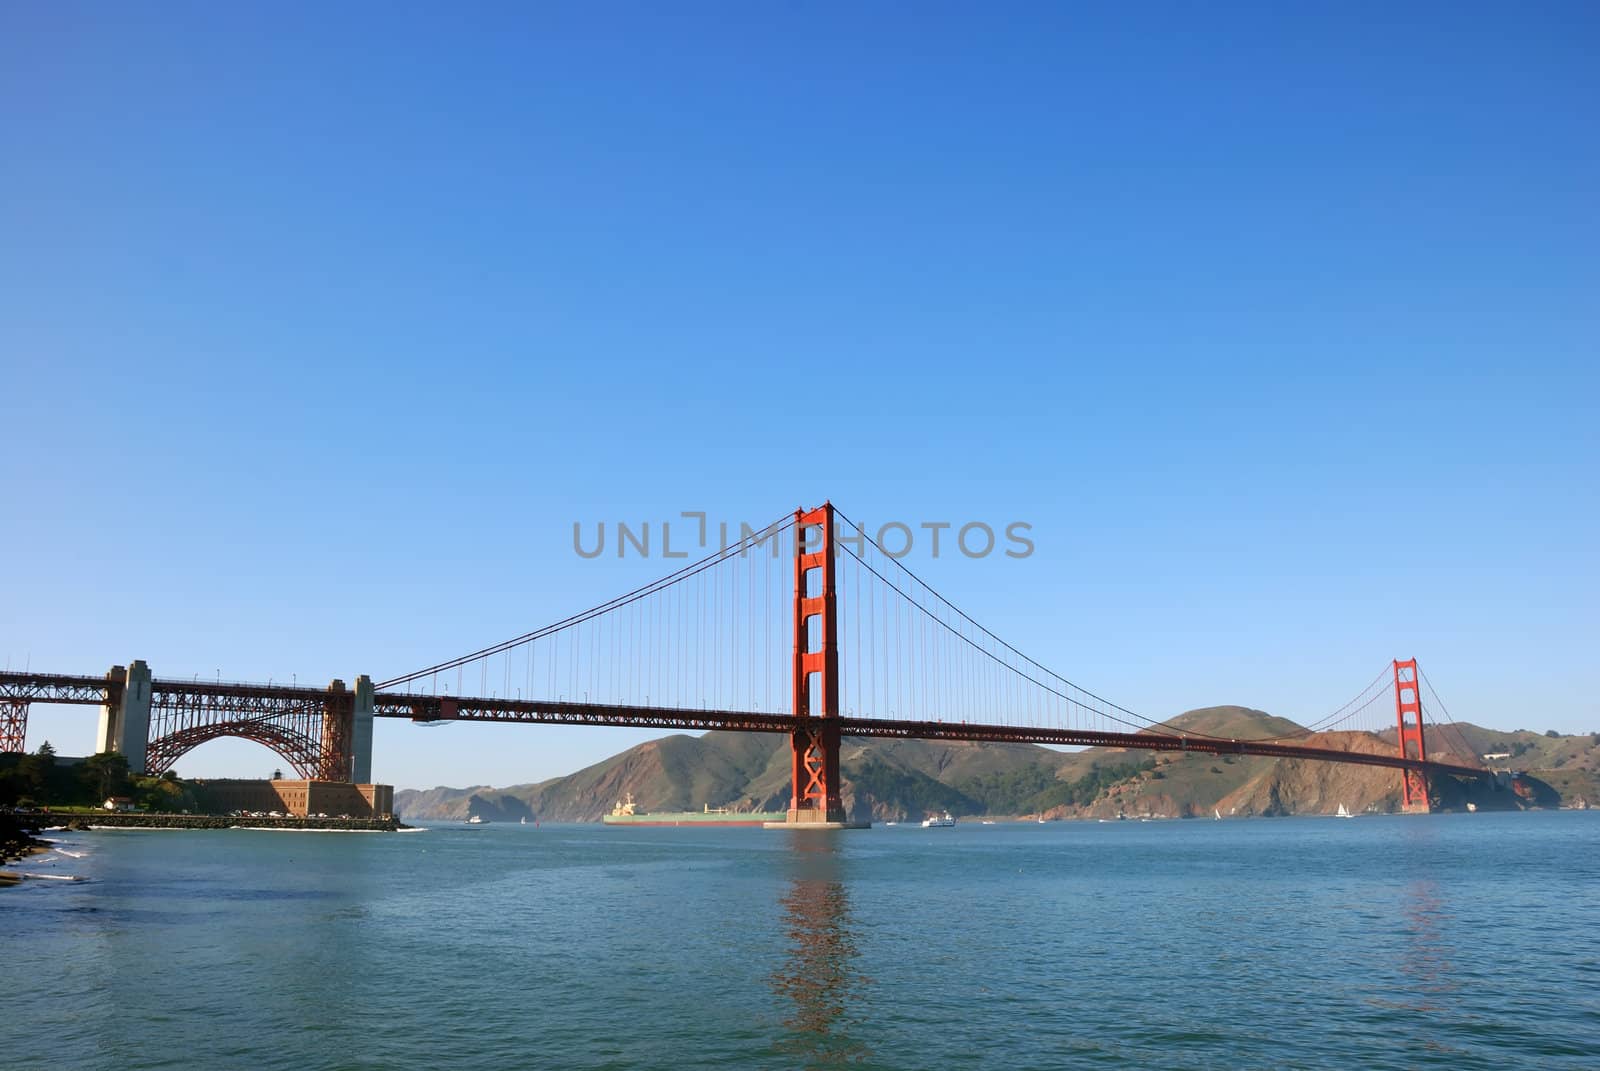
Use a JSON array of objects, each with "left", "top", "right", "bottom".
[
  {"left": 0, "top": 671, "right": 118, "bottom": 755},
  {"left": 0, "top": 671, "right": 119, "bottom": 707},
  {"left": 144, "top": 679, "right": 355, "bottom": 780},
  {"left": 0, "top": 673, "right": 355, "bottom": 780},
  {"left": 0, "top": 668, "right": 1486, "bottom": 787},
  {"left": 1, "top": 699, "right": 27, "bottom": 753}
]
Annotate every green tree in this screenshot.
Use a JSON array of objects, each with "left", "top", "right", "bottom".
[
  {"left": 847, "top": 758, "right": 979, "bottom": 816},
  {"left": 953, "top": 764, "right": 1059, "bottom": 814},
  {"left": 16, "top": 745, "right": 55, "bottom": 803},
  {"left": 82, "top": 752, "right": 132, "bottom": 801},
  {"left": 1028, "top": 759, "right": 1156, "bottom": 811}
]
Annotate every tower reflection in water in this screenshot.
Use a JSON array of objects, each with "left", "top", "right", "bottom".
[
  {"left": 770, "top": 834, "right": 871, "bottom": 1066},
  {"left": 1400, "top": 879, "right": 1459, "bottom": 1011}
]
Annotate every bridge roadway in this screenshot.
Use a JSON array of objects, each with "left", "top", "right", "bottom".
[
  {"left": 372, "top": 693, "right": 1489, "bottom": 780},
  {"left": 0, "top": 671, "right": 1488, "bottom": 782}
]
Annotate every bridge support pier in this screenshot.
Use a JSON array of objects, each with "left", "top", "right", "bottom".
[
  {"left": 95, "top": 665, "right": 122, "bottom": 756},
  {"left": 351, "top": 674, "right": 374, "bottom": 783},
  {"left": 769, "top": 503, "right": 867, "bottom": 830},
  {"left": 97, "top": 661, "right": 152, "bottom": 773}
]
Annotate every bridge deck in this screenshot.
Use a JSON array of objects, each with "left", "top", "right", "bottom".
[
  {"left": 0, "top": 671, "right": 118, "bottom": 704},
  {"left": 0, "top": 671, "right": 1486, "bottom": 780},
  {"left": 370, "top": 693, "right": 1488, "bottom": 780}
]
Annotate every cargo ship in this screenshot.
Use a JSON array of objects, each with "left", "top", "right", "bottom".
[{"left": 601, "top": 793, "right": 785, "bottom": 827}]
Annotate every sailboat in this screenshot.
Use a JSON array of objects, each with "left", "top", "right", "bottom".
[
  {"left": 1335, "top": 803, "right": 1353, "bottom": 819},
  {"left": 1213, "top": 808, "right": 1222, "bottom": 821},
  {"left": 520, "top": 817, "right": 528, "bottom": 825}
]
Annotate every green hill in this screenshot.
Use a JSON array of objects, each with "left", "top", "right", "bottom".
[
  {"left": 393, "top": 733, "right": 1091, "bottom": 822},
  {"left": 393, "top": 709, "right": 1600, "bottom": 821},
  {"left": 1152, "top": 705, "right": 1305, "bottom": 740}
]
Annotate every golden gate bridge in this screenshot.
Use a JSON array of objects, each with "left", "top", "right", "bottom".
[{"left": 0, "top": 502, "right": 1487, "bottom": 821}]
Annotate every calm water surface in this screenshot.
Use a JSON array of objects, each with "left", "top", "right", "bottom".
[{"left": 4, "top": 812, "right": 1597, "bottom": 1069}]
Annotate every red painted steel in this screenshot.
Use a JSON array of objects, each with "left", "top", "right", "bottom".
[
  {"left": 0, "top": 672, "right": 115, "bottom": 706},
  {"left": 1, "top": 699, "right": 26, "bottom": 753},
  {"left": 788, "top": 503, "right": 846, "bottom": 822},
  {"left": 363, "top": 693, "right": 1487, "bottom": 779},
  {"left": 1392, "top": 658, "right": 1429, "bottom": 809},
  {"left": 142, "top": 679, "right": 338, "bottom": 779},
  {"left": 316, "top": 680, "right": 355, "bottom": 781},
  {"left": 0, "top": 671, "right": 1490, "bottom": 786},
  {"left": 0, "top": 671, "right": 123, "bottom": 756}
]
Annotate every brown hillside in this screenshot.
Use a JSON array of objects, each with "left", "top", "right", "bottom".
[{"left": 394, "top": 708, "right": 1591, "bottom": 821}]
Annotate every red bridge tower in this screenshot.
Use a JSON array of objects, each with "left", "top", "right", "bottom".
[
  {"left": 1393, "top": 658, "right": 1430, "bottom": 811},
  {"left": 783, "top": 503, "right": 855, "bottom": 827}
]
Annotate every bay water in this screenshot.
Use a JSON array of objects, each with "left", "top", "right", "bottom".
[{"left": 4, "top": 812, "right": 1597, "bottom": 1069}]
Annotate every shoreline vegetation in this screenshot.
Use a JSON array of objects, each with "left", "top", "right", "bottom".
[
  {"left": 1, "top": 747, "right": 403, "bottom": 883},
  {"left": 1, "top": 744, "right": 210, "bottom": 815}
]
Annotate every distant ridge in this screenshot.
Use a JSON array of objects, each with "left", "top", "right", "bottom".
[{"left": 394, "top": 707, "right": 1598, "bottom": 821}]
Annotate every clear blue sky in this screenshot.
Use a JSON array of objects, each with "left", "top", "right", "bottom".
[{"left": 3, "top": 2, "right": 1595, "bottom": 790}]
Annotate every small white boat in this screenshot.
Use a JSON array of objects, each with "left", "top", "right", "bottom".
[
  {"left": 980, "top": 820, "right": 995, "bottom": 825},
  {"left": 885, "top": 821, "right": 898, "bottom": 826},
  {"left": 922, "top": 812, "right": 956, "bottom": 828},
  {"left": 466, "top": 815, "right": 487, "bottom": 825},
  {"left": 1335, "top": 803, "right": 1352, "bottom": 819},
  {"left": 520, "top": 817, "right": 527, "bottom": 825},
  {"left": 1214, "top": 808, "right": 1222, "bottom": 821}
]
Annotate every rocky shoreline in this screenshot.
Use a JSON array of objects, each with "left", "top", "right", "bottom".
[
  {"left": 29, "top": 812, "right": 403, "bottom": 832},
  {"left": 0, "top": 812, "right": 55, "bottom": 886},
  {"left": 2, "top": 811, "right": 407, "bottom": 888}
]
